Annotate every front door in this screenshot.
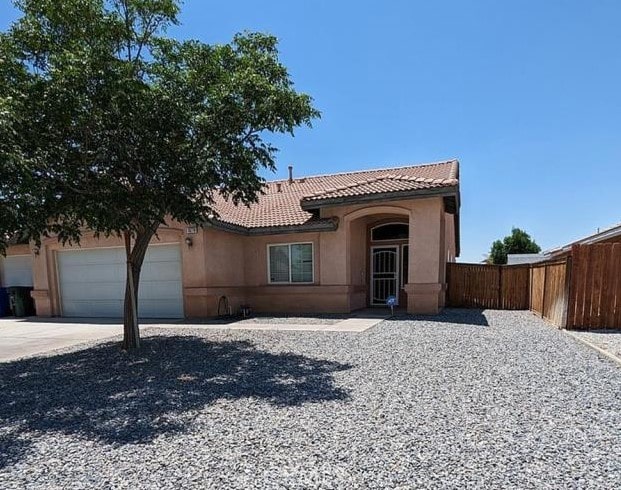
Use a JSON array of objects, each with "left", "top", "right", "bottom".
[{"left": 371, "top": 246, "right": 399, "bottom": 306}]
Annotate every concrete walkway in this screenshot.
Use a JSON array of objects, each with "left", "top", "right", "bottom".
[
  {"left": 0, "top": 313, "right": 388, "bottom": 362},
  {"left": 185, "top": 316, "right": 387, "bottom": 333}
]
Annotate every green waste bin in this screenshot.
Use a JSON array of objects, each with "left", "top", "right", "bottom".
[{"left": 8, "top": 287, "right": 35, "bottom": 317}]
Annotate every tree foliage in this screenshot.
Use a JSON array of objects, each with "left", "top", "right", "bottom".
[
  {"left": 488, "top": 228, "right": 541, "bottom": 265},
  {"left": 0, "top": 0, "right": 319, "bottom": 348}
]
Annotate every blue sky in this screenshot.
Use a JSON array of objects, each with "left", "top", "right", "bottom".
[{"left": 2, "top": 1, "right": 620, "bottom": 262}]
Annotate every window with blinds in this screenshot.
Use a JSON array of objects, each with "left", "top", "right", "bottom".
[{"left": 268, "top": 243, "right": 313, "bottom": 283}]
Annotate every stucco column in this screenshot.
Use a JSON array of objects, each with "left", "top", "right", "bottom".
[
  {"left": 30, "top": 244, "right": 53, "bottom": 317},
  {"left": 404, "top": 198, "right": 444, "bottom": 314},
  {"left": 319, "top": 221, "right": 347, "bottom": 286}
]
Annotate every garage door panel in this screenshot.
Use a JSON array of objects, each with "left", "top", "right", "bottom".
[
  {"left": 58, "top": 245, "right": 183, "bottom": 318},
  {"left": 63, "top": 300, "right": 124, "bottom": 318},
  {"left": 140, "top": 262, "right": 182, "bottom": 281},
  {"left": 145, "top": 246, "right": 180, "bottom": 262},
  {"left": 139, "top": 281, "right": 183, "bottom": 300},
  {"left": 60, "top": 282, "right": 125, "bottom": 301},
  {"left": 59, "top": 249, "right": 125, "bottom": 266},
  {"left": 60, "top": 265, "right": 126, "bottom": 283}
]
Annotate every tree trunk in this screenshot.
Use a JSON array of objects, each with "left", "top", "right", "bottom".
[{"left": 121, "top": 224, "right": 158, "bottom": 350}]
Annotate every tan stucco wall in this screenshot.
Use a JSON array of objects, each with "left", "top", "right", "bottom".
[
  {"left": 3, "top": 244, "right": 31, "bottom": 257},
  {"left": 184, "top": 228, "right": 246, "bottom": 317},
  {"left": 191, "top": 230, "right": 324, "bottom": 317},
  {"left": 12, "top": 195, "right": 457, "bottom": 317}
]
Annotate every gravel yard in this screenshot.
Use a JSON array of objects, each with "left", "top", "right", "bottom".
[{"left": 1, "top": 309, "right": 621, "bottom": 489}]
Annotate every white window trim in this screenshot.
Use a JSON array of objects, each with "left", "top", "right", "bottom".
[
  {"left": 267, "top": 242, "right": 315, "bottom": 284},
  {"left": 370, "top": 222, "right": 409, "bottom": 242}
]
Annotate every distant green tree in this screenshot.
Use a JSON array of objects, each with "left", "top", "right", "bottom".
[
  {"left": 488, "top": 240, "right": 506, "bottom": 265},
  {"left": 488, "top": 228, "right": 541, "bottom": 265}
]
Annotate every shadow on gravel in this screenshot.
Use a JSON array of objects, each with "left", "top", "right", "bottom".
[
  {"left": 0, "top": 433, "right": 31, "bottom": 469},
  {"left": 389, "top": 308, "right": 490, "bottom": 327},
  {"left": 0, "top": 336, "right": 352, "bottom": 464}
]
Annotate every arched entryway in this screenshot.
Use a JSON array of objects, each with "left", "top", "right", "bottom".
[{"left": 343, "top": 206, "right": 411, "bottom": 309}]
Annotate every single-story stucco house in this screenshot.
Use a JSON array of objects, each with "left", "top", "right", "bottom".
[{"left": 0, "top": 159, "right": 460, "bottom": 318}]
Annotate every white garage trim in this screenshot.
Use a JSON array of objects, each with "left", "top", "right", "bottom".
[
  {"left": 0, "top": 255, "right": 34, "bottom": 287},
  {"left": 57, "top": 244, "right": 184, "bottom": 319}
]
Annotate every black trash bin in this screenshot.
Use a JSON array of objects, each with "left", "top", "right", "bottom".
[
  {"left": 8, "top": 287, "right": 35, "bottom": 317},
  {"left": 0, "top": 288, "right": 9, "bottom": 317}
]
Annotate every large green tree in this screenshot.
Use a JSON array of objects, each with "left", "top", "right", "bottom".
[
  {"left": 0, "top": 0, "right": 319, "bottom": 349},
  {"left": 488, "top": 227, "right": 541, "bottom": 265}
]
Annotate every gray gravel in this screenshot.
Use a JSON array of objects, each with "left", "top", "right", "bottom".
[
  {"left": 570, "top": 329, "right": 621, "bottom": 360},
  {"left": 1, "top": 309, "right": 621, "bottom": 489}
]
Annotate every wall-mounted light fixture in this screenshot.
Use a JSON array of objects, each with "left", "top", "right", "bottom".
[
  {"left": 184, "top": 237, "right": 193, "bottom": 248},
  {"left": 32, "top": 246, "right": 40, "bottom": 256}
]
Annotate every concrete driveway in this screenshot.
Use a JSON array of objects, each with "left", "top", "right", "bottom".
[
  {"left": 0, "top": 313, "right": 387, "bottom": 362},
  {"left": 0, "top": 318, "right": 121, "bottom": 362}
]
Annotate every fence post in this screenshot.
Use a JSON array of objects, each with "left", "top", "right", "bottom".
[
  {"left": 498, "top": 265, "right": 503, "bottom": 309},
  {"left": 446, "top": 263, "right": 452, "bottom": 307},
  {"left": 560, "top": 256, "right": 572, "bottom": 329},
  {"left": 541, "top": 263, "right": 547, "bottom": 319},
  {"left": 529, "top": 265, "right": 533, "bottom": 311}
]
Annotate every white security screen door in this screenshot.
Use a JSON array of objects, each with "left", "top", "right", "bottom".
[{"left": 371, "top": 246, "right": 399, "bottom": 306}]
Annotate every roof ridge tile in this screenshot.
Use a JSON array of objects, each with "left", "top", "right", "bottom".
[{"left": 265, "top": 159, "right": 459, "bottom": 184}]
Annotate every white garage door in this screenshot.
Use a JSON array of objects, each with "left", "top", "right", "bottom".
[
  {"left": 57, "top": 245, "right": 183, "bottom": 318},
  {"left": 1, "top": 255, "right": 34, "bottom": 287}
]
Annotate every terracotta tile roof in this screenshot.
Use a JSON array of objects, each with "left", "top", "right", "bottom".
[
  {"left": 301, "top": 175, "right": 455, "bottom": 202},
  {"left": 212, "top": 159, "right": 459, "bottom": 229}
]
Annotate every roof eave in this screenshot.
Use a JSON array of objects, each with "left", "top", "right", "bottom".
[{"left": 203, "top": 217, "right": 339, "bottom": 236}]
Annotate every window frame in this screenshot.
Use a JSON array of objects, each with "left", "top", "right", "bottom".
[
  {"left": 370, "top": 222, "right": 409, "bottom": 242},
  {"left": 267, "top": 242, "right": 315, "bottom": 284}
]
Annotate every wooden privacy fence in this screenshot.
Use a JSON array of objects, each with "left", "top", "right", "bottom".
[
  {"left": 566, "top": 243, "right": 621, "bottom": 329},
  {"left": 529, "top": 260, "right": 570, "bottom": 327},
  {"left": 447, "top": 242, "right": 621, "bottom": 330},
  {"left": 446, "top": 263, "right": 530, "bottom": 310}
]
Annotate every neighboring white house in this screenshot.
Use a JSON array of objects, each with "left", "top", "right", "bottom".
[
  {"left": 0, "top": 255, "right": 34, "bottom": 287},
  {"left": 506, "top": 253, "right": 547, "bottom": 265},
  {"left": 545, "top": 222, "right": 621, "bottom": 259},
  {"left": 502, "top": 223, "right": 621, "bottom": 265}
]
